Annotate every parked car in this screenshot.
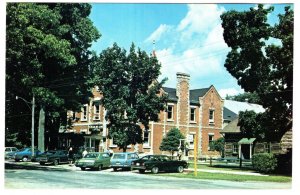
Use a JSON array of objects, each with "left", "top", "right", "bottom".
[
  {"left": 5, "top": 147, "right": 19, "bottom": 159},
  {"left": 110, "top": 152, "right": 139, "bottom": 171},
  {"left": 39, "top": 150, "right": 69, "bottom": 165},
  {"left": 131, "top": 155, "right": 188, "bottom": 174},
  {"left": 14, "top": 148, "right": 42, "bottom": 162},
  {"left": 75, "top": 152, "right": 111, "bottom": 171}
]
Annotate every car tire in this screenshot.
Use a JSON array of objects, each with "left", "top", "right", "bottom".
[
  {"left": 113, "top": 168, "right": 118, "bottom": 171},
  {"left": 53, "top": 160, "right": 59, "bottom": 166},
  {"left": 40, "top": 162, "right": 45, "bottom": 165},
  {"left": 22, "top": 156, "right": 28, "bottom": 162},
  {"left": 98, "top": 165, "right": 103, "bottom": 171},
  {"left": 177, "top": 166, "right": 184, "bottom": 173},
  {"left": 151, "top": 167, "right": 159, "bottom": 174},
  {"left": 81, "top": 167, "right": 86, "bottom": 171},
  {"left": 139, "top": 169, "right": 145, "bottom": 174}
]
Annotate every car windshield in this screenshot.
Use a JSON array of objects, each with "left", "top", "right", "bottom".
[
  {"left": 84, "top": 153, "right": 98, "bottom": 158},
  {"left": 160, "top": 156, "right": 171, "bottom": 161},
  {"left": 112, "top": 153, "right": 126, "bottom": 159}
]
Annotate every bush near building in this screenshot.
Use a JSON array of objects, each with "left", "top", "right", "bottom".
[{"left": 252, "top": 153, "right": 277, "bottom": 173}]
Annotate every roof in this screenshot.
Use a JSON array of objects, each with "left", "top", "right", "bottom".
[
  {"left": 221, "top": 117, "right": 240, "bottom": 133},
  {"left": 223, "top": 107, "right": 238, "bottom": 121},
  {"left": 238, "top": 138, "right": 256, "bottom": 144},
  {"left": 162, "top": 87, "right": 210, "bottom": 104},
  {"left": 224, "top": 100, "right": 265, "bottom": 115}
]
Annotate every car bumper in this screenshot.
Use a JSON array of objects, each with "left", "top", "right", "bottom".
[
  {"left": 75, "top": 163, "right": 96, "bottom": 168},
  {"left": 131, "top": 165, "right": 146, "bottom": 170}
]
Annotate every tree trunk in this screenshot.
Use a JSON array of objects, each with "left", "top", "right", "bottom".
[{"left": 38, "top": 106, "right": 45, "bottom": 152}]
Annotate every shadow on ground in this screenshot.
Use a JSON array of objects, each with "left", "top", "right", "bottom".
[{"left": 5, "top": 162, "right": 72, "bottom": 172}]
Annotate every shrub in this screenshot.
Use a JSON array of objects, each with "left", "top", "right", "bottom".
[{"left": 252, "top": 153, "right": 277, "bottom": 173}]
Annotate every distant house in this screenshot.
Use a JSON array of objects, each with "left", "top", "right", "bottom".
[{"left": 220, "top": 100, "right": 284, "bottom": 159}]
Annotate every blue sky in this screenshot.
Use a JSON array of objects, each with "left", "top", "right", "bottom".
[{"left": 88, "top": 3, "right": 292, "bottom": 97}]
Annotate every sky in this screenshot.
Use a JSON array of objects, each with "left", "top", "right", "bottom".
[{"left": 89, "top": 3, "right": 292, "bottom": 98}]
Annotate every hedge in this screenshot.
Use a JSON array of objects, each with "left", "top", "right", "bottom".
[{"left": 252, "top": 153, "right": 277, "bottom": 174}]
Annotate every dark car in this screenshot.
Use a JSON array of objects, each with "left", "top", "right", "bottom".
[
  {"left": 131, "top": 155, "right": 188, "bottom": 174},
  {"left": 14, "top": 148, "right": 42, "bottom": 162},
  {"left": 75, "top": 152, "right": 111, "bottom": 171},
  {"left": 39, "top": 150, "right": 69, "bottom": 165}
]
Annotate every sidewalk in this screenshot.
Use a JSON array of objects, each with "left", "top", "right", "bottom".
[{"left": 186, "top": 168, "right": 268, "bottom": 176}]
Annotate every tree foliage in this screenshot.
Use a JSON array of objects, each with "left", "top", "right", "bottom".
[
  {"left": 159, "top": 128, "right": 185, "bottom": 157},
  {"left": 225, "top": 92, "right": 260, "bottom": 104},
  {"left": 209, "top": 137, "right": 225, "bottom": 157},
  {"left": 93, "top": 43, "right": 168, "bottom": 151},
  {"left": 6, "top": 3, "right": 100, "bottom": 147},
  {"left": 221, "top": 5, "right": 293, "bottom": 141}
]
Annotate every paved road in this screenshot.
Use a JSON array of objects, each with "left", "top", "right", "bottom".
[{"left": 5, "top": 161, "right": 291, "bottom": 189}]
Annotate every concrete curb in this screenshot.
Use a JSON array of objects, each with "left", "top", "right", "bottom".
[{"left": 186, "top": 168, "right": 268, "bottom": 176}]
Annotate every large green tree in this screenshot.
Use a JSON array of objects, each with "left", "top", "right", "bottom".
[
  {"left": 6, "top": 3, "right": 100, "bottom": 149},
  {"left": 93, "top": 43, "right": 167, "bottom": 151},
  {"left": 220, "top": 5, "right": 293, "bottom": 141},
  {"left": 226, "top": 92, "right": 260, "bottom": 104}
]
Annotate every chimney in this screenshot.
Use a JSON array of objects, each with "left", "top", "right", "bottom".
[{"left": 176, "top": 72, "right": 190, "bottom": 131}]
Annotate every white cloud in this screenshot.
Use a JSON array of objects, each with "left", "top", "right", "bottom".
[
  {"left": 219, "top": 88, "right": 244, "bottom": 98},
  {"left": 146, "top": 4, "right": 230, "bottom": 88},
  {"left": 145, "top": 24, "right": 173, "bottom": 43}
]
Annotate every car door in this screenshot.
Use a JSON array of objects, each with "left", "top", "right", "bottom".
[
  {"left": 102, "top": 153, "right": 110, "bottom": 168},
  {"left": 60, "top": 151, "right": 68, "bottom": 162},
  {"left": 159, "top": 156, "right": 173, "bottom": 171}
]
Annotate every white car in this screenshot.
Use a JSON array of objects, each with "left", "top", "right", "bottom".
[{"left": 5, "top": 147, "right": 19, "bottom": 159}]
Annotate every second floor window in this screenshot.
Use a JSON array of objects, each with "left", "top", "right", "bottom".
[
  {"left": 143, "top": 130, "right": 151, "bottom": 146},
  {"left": 167, "top": 105, "right": 174, "bottom": 120},
  {"left": 209, "top": 109, "right": 214, "bottom": 124},
  {"left": 81, "top": 104, "right": 88, "bottom": 121},
  {"left": 93, "top": 104, "right": 100, "bottom": 120},
  {"left": 190, "top": 107, "right": 196, "bottom": 122}
]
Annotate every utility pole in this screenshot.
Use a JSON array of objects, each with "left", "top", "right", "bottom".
[{"left": 16, "top": 95, "right": 35, "bottom": 157}]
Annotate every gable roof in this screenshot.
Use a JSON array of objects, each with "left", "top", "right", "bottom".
[{"left": 162, "top": 87, "right": 210, "bottom": 104}]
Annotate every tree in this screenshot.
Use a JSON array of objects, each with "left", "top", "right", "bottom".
[
  {"left": 209, "top": 137, "right": 225, "bottom": 157},
  {"left": 159, "top": 128, "right": 185, "bottom": 158},
  {"left": 93, "top": 43, "right": 167, "bottom": 152},
  {"left": 220, "top": 5, "right": 293, "bottom": 141},
  {"left": 225, "top": 92, "right": 260, "bottom": 104},
  {"left": 6, "top": 3, "right": 100, "bottom": 149}
]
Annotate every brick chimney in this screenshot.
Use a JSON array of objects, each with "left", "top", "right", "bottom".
[{"left": 176, "top": 72, "right": 190, "bottom": 132}]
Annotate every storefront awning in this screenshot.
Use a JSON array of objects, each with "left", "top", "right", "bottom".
[{"left": 238, "top": 138, "right": 256, "bottom": 145}]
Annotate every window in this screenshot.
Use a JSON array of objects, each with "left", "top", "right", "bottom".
[
  {"left": 208, "top": 134, "right": 214, "bottom": 150},
  {"left": 167, "top": 105, "right": 174, "bottom": 120},
  {"left": 72, "top": 111, "right": 76, "bottom": 120},
  {"left": 190, "top": 107, "right": 196, "bottom": 122},
  {"left": 143, "top": 130, "right": 151, "bottom": 147},
  {"left": 188, "top": 134, "right": 195, "bottom": 148},
  {"left": 93, "top": 104, "right": 100, "bottom": 120},
  {"left": 233, "top": 144, "right": 238, "bottom": 154},
  {"left": 209, "top": 109, "right": 215, "bottom": 123},
  {"left": 265, "top": 143, "right": 270, "bottom": 153},
  {"left": 81, "top": 104, "right": 88, "bottom": 121}
]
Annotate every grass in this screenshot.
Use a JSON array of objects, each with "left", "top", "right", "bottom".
[
  {"left": 158, "top": 171, "right": 292, "bottom": 183},
  {"left": 154, "top": 161, "right": 292, "bottom": 183}
]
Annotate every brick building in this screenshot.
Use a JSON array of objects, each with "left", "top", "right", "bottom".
[{"left": 59, "top": 72, "right": 224, "bottom": 158}]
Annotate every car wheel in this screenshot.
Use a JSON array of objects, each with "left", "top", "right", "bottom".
[
  {"left": 22, "top": 156, "right": 28, "bottom": 162},
  {"left": 40, "top": 162, "right": 45, "bottom": 165},
  {"left": 139, "top": 169, "right": 145, "bottom": 174},
  {"left": 151, "top": 167, "right": 159, "bottom": 174},
  {"left": 53, "top": 160, "right": 59, "bottom": 166},
  {"left": 113, "top": 168, "right": 118, "bottom": 171},
  {"left": 98, "top": 165, "right": 103, "bottom": 171},
  {"left": 81, "top": 167, "right": 86, "bottom": 171},
  {"left": 177, "top": 166, "right": 184, "bottom": 173}
]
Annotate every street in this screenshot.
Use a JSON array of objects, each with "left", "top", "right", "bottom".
[{"left": 5, "top": 161, "right": 291, "bottom": 189}]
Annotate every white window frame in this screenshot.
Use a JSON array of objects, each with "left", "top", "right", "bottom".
[
  {"left": 81, "top": 104, "right": 88, "bottom": 121},
  {"left": 143, "top": 130, "right": 151, "bottom": 148},
  {"left": 209, "top": 109, "right": 215, "bottom": 124},
  {"left": 190, "top": 106, "right": 196, "bottom": 122},
  {"left": 167, "top": 104, "right": 174, "bottom": 121},
  {"left": 93, "top": 104, "right": 100, "bottom": 121}
]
